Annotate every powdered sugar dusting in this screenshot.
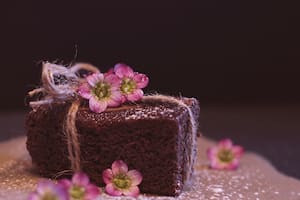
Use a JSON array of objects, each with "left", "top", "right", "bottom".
[
  {"left": 80, "top": 102, "right": 183, "bottom": 125},
  {"left": 124, "top": 105, "right": 176, "bottom": 120}
]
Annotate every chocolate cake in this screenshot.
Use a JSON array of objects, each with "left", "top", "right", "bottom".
[{"left": 26, "top": 97, "right": 200, "bottom": 196}]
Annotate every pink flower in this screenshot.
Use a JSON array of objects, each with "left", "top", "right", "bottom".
[
  {"left": 58, "top": 172, "right": 100, "bottom": 200},
  {"left": 102, "top": 160, "right": 143, "bottom": 197},
  {"left": 78, "top": 72, "right": 122, "bottom": 113},
  {"left": 207, "top": 139, "right": 244, "bottom": 170},
  {"left": 28, "top": 180, "right": 68, "bottom": 200},
  {"left": 113, "top": 63, "right": 149, "bottom": 103}
]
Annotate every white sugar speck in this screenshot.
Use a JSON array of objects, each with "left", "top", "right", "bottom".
[
  {"left": 208, "top": 185, "right": 224, "bottom": 194},
  {"left": 212, "top": 188, "right": 223, "bottom": 193}
]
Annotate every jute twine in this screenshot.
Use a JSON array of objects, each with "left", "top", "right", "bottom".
[
  {"left": 64, "top": 100, "right": 81, "bottom": 172},
  {"left": 28, "top": 62, "right": 99, "bottom": 107},
  {"left": 28, "top": 62, "right": 99, "bottom": 172},
  {"left": 142, "top": 95, "right": 198, "bottom": 183},
  {"left": 28, "top": 63, "right": 198, "bottom": 177}
]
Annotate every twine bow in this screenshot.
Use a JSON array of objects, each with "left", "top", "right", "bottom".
[{"left": 28, "top": 62, "right": 99, "bottom": 108}]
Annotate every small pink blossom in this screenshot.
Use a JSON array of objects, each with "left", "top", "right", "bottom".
[
  {"left": 28, "top": 180, "right": 68, "bottom": 200},
  {"left": 113, "top": 63, "right": 149, "bottom": 103},
  {"left": 58, "top": 172, "right": 100, "bottom": 200},
  {"left": 78, "top": 72, "right": 122, "bottom": 113},
  {"left": 102, "top": 160, "right": 143, "bottom": 197},
  {"left": 207, "top": 138, "right": 244, "bottom": 170}
]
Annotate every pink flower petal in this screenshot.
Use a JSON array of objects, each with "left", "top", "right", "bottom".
[
  {"left": 27, "top": 193, "right": 40, "bottom": 200},
  {"left": 120, "top": 95, "right": 127, "bottom": 103},
  {"left": 104, "top": 74, "right": 121, "bottom": 86},
  {"left": 105, "top": 183, "right": 122, "bottom": 196},
  {"left": 218, "top": 138, "right": 233, "bottom": 149},
  {"left": 226, "top": 159, "right": 240, "bottom": 170},
  {"left": 102, "top": 169, "right": 113, "bottom": 184},
  {"left": 207, "top": 147, "right": 218, "bottom": 160},
  {"left": 127, "top": 89, "right": 143, "bottom": 102},
  {"left": 111, "top": 91, "right": 122, "bottom": 100},
  {"left": 85, "top": 184, "right": 100, "bottom": 200},
  {"left": 72, "top": 172, "right": 90, "bottom": 187},
  {"left": 210, "top": 157, "right": 221, "bottom": 169},
  {"left": 86, "top": 73, "right": 103, "bottom": 87},
  {"left": 58, "top": 179, "right": 72, "bottom": 190},
  {"left": 232, "top": 146, "right": 244, "bottom": 158},
  {"left": 133, "top": 73, "right": 149, "bottom": 89},
  {"left": 107, "top": 99, "right": 121, "bottom": 107},
  {"left": 107, "top": 91, "right": 122, "bottom": 107},
  {"left": 110, "top": 85, "right": 120, "bottom": 92},
  {"left": 78, "top": 83, "right": 92, "bottom": 99},
  {"left": 89, "top": 97, "right": 107, "bottom": 113},
  {"left": 114, "top": 63, "right": 134, "bottom": 78},
  {"left": 112, "top": 160, "right": 128, "bottom": 175},
  {"left": 123, "top": 186, "right": 140, "bottom": 197},
  {"left": 36, "top": 180, "right": 56, "bottom": 194},
  {"left": 55, "top": 188, "right": 69, "bottom": 200},
  {"left": 127, "top": 170, "right": 143, "bottom": 186}
]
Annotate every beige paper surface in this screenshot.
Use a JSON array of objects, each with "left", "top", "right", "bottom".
[{"left": 0, "top": 137, "right": 300, "bottom": 200}]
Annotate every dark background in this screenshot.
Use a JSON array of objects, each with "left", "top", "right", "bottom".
[{"left": 1, "top": 1, "right": 300, "bottom": 179}]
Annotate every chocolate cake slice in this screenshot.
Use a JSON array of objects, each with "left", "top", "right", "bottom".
[{"left": 26, "top": 97, "right": 200, "bottom": 196}]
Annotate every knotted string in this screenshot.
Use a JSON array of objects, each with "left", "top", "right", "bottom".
[{"left": 28, "top": 62, "right": 99, "bottom": 108}]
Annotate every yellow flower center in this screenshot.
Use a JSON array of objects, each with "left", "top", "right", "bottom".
[
  {"left": 112, "top": 174, "right": 131, "bottom": 189},
  {"left": 70, "top": 185, "right": 85, "bottom": 200},
  {"left": 218, "top": 149, "right": 234, "bottom": 163},
  {"left": 92, "top": 82, "right": 111, "bottom": 100},
  {"left": 41, "top": 192, "right": 59, "bottom": 200},
  {"left": 121, "top": 78, "right": 136, "bottom": 94}
]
